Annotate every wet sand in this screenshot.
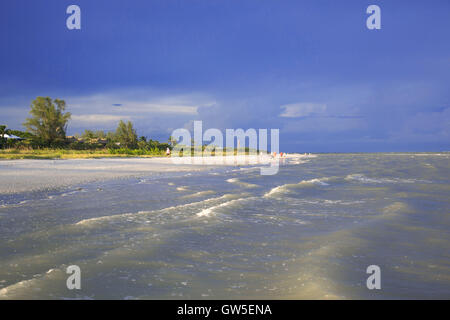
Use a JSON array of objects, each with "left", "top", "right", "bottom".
[{"left": 0, "top": 158, "right": 205, "bottom": 194}]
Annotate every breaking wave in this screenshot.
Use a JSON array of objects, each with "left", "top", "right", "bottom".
[
  {"left": 74, "top": 194, "right": 239, "bottom": 226},
  {"left": 0, "top": 268, "right": 63, "bottom": 299},
  {"left": 196, "top": 197, "right": 257, "bottom": 217},
  {"left": 263, "top": 178, "right": 331, "bottom": 198},
  {"left": 226, "top": 178, "right": 258, "bottom": 188}
]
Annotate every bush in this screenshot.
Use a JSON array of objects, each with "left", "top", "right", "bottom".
[{"left": 108, "top": 147, "right": 164, "bottom": 156}]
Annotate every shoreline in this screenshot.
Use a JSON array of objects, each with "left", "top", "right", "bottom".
[
  {"left": 0, "top": 151, "right": 165, "bottom": 160},
  {"left": 0, "top": 157, "right": 211, "bottom": 195},
  {"left": 0, "top": 151, "right": 447, "bottom": 161},
  {"left": 0, "top": 155, "right": 302, "bottom": 195}
]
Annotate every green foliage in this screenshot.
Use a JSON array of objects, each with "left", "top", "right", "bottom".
[
  {"left": 81, "top": 129, "right": 106, "bottom": 140},
  {"left": 0, "top": 125, "right": 8, "bottom": 137},
  {"left": 137, "top": 140, "right": 147, "bottom": 150},
  {"left": 108, "top": 147, "right": 164, "bottom": 156},
  {"left": 0, "top": 125, "right": 8, "bottom": 148},
  {"left": 3, "top": 98, "right": 172, "bottom": 155},
  {"left": 114, "top": 120, "right": 137, "bottom": 148},
  {"left": 23, "top": 97, "right": 71, "bottom": 146}
]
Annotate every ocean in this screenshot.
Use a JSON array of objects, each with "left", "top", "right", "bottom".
[{"left": 0, "top": 153, "right": 449, "bottom": 299}]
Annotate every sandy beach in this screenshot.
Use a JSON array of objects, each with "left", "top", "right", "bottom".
[
  {"left": 0, "top": 157, "right": 206, "bottom": 194},
  {"left": 0, "top": 154, "right": 295, "bottom": 194}
]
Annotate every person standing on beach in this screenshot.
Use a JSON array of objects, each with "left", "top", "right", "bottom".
[{"left": 166, "top": 147, "right": 171, "bottom": 156}]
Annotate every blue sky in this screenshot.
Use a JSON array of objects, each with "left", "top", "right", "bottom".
[{"left": 0, "top": 0, "right": 449, "bottom": 152}]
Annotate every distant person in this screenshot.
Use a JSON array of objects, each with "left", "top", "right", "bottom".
[{"left": 166, "top": 147, "right": 171, "bottom": 156}]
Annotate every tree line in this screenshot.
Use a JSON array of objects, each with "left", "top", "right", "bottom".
[{"left": 0, "top": 96, "right": 173, "bottom": 153}]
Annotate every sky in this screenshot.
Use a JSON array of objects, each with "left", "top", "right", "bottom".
[{"left": 0, "top": 0, "right": 449, "bottom": 152}]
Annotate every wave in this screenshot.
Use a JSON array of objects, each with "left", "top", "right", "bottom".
[
  {"left": 264, "top": 178, "right": 330, "bottom": 198},
  {"left": 196, "top": 197, "right": 256, "bottom": 217},
  {"left": 0, "top": 268, "right": 63, "bottom": 299},
  {"left": 74, "top": 194, "right": 239, "bottom": 226},
  {"left": 181, "top": 190, "right": 215, "bottom": 199},
  {"left": 0, "top": 278, "right": 39, "bottom": 298},
  {"left": 381, "top": 202, "right": 410, "bottom": 218},
  {"left": 75, "top": 214, "right": 124, "bottom": 226},
  {"left": 226, "top": 178, "right": 258, "bottom": 188},
  {"left": 0, "top": 200, "right": 29, "bottom": 209},
  {"left": 264, "top": 185, "right": 288, "bottom": 198},
  {"left": 61, "top": 189, "right": 86, "bottom": 197},
  {"left": 303, "top": 178, "right": 330, "bottom": 186},
  {"left": 345, "top": 174, "right": 420, "bottom": 184}
]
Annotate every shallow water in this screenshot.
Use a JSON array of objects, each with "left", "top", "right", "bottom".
[{"left": 0, "top": 154, "right": 449, "bottom": 299}]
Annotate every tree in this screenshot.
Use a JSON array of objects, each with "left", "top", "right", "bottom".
[
  {"left": 115, "top": 120, "right": 137, "bottom": 148},
  {"left": 81, "top": 129, "right": 95, "bottom": 140},
  {"left": 0, "top": 125, "right": 9, "bottom": 148},
  {"left": 81, "top": 130, "right": 106, "bottom": 140},
  {"left": 137, "top": 136, "right": 147, "bottom": 149},
  {"left": 94, "top": 130, "right": 106, "bottom": 139},
  {"left": 23, "top": 97, "right": 71, "bottom": 146},
  {"left": 0, "top": 125, "right": 8, "bottom": 139}
]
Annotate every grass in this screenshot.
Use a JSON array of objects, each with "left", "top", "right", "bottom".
[
  {"left": 0, "top": 147, "right": 265, "bottom": 160},
  {"left": 0, "top": 148, "right": 166, "bottom": 160}
]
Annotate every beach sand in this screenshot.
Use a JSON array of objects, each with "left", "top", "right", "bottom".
[{"left": 0, "top": 154, "right": 294, "bottom": 194}]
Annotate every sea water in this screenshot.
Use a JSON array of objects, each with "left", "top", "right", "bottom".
[{"left": 0, "top": 153, "right": 449, "bottom": 299}]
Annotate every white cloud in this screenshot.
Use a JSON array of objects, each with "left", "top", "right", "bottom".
[
  {"left": 61, "top": 89, "right": 217, "bottom": 135},
  {"left": 279, "top": 103, "right": 327, "bottom": 118},
  {"left": 71, "top": 114, "right": 130, "bottom": 125},
  {"left": 66, "top": 90, "right": 215, "bottom": 116},
  {"left": 118, "top": 103, "right": 198, "bottom": 115}
]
